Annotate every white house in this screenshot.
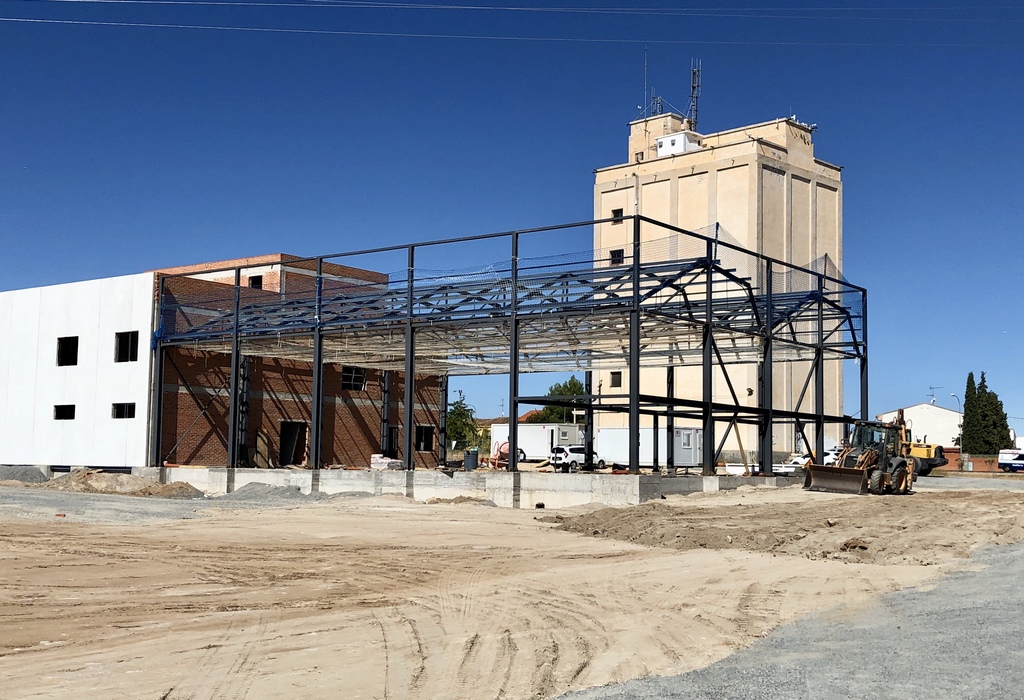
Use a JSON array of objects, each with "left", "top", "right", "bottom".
[
  {"left": 0, "top": 273, "right": 157, "bottom": 469},
  {"left": 876, "top": 402, "right": 961, "bottom": 448}
]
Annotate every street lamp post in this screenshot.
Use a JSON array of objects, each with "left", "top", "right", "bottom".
[{"left": 951, "top": 393, "right": 963, "bottom": 470}]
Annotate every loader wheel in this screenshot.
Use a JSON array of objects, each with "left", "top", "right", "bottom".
[
  {"left": 891, "top": 465, "right": 909, "bottom": 495},
  {"left": 868, "top": 470, "right": 883, "bottom": 495}
]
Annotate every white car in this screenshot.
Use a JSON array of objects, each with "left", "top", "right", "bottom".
[{"left": 550, "top": 445, "right": 606, "bottom": 471}]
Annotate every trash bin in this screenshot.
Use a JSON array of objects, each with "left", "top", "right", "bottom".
[{"left": 464, "top": 448, "right": 478, "bottom": 471}]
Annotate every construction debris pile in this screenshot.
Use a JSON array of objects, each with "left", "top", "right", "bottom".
[{"left": 33, "top": 470, "right": 205, "bottom": 499}]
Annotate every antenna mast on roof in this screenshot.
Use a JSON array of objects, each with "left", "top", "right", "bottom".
[{"left": 688, "top": 58, "right": 702, "bottom": 131}]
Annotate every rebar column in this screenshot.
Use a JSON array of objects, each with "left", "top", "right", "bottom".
[
  {"left": 439, "top": 375, "right": 448, "bottom": 467},
  {"left": 225, "top": 268, "right": 242, "bottom": 492},
  {"left": 381, "top": 370, "right": 392, "bottom": 456}
]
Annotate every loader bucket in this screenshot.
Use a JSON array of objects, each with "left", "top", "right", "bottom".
[{"left": 803, "top": 464, "right": 868, "bottom": 495}]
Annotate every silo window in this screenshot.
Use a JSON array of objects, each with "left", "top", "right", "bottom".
[
  {"left": 611, "top": 208, "right": 624, "bottom": 224},
  {"left": 610, "top": 249, "right": 625, "bottom": 266}
]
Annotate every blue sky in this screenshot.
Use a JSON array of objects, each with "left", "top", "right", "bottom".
[{"left": 1, "top": 1, "right": 1021, "bottom": 426}]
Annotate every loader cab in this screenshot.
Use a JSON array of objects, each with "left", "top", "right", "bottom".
[
  {"left": 851, "top": 422, "right": 898, "bottom": 458},
  {"left": 852, "top": 423, "right": 887, "bottom": 449}
]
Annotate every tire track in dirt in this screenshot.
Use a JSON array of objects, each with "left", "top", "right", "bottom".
[
  {"left": 373, "top": 608, "right": 428, "bottom": 698},
  {"left": 164, "top": 610, "right": 274, "bottom": 700}
]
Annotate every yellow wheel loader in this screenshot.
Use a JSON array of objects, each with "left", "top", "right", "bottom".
[{"left": 803, "top": 411, "right": 915, "bottom": 495}]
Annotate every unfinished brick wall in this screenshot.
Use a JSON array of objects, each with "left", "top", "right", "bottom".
[{"left": 159, "top": 348, "right": 441, "bottom": 468}]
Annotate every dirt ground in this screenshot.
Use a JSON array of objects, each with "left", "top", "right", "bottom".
[{"left": 2, "top": 484, "right": 1024, "bottom": 700}]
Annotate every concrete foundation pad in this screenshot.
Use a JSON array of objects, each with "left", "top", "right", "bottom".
[{"left": 144, "top": 468, "right": 803, "bottom": 508}]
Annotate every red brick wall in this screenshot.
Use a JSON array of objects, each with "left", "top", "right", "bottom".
[{"left": 159, "top": 348, "right": 441, "bottom": 468}]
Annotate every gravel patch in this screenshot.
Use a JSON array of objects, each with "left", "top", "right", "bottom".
[
  {"left": 0, "top": 466, "right": 48, "bottom": 484},
  {"left": 213, "top": 482, "right": 329, "bottom": 503},
  {"left": 559, "top": 541, "right": 1024, "bottom": 699},
  {"left": 914, "top": 475, "right": 1024, "bottom": 492}
]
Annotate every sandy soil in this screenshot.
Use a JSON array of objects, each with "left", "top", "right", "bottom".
[{"left": 2, "top": 485, "right": 1024, "bottom": 700}]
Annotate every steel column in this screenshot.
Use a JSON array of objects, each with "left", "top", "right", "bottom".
[
  {"left": 653, "top": 414, "right": 660, "bottom": 470},
  {"left": 861, "top": 290, "right": 869, "bottom": 422},
  {"left": 403, "top": 246, "right": 416, "bottom": 470},
  {"left": 702, "top": 239, "right": 715, "bottom": 476},
  {"left": 508, "top": 232, "right": 520, "bottom": 473},
  {"left": 760, "top": 260, "right": 774, "bottom": 474},
  {"left": 310, "top": 260, "right": 325, "bottom": 473},
  {"left": 815, "top": 273, "right": 826, "bottom": 464},
  {"left": 666, "top": 365, "right": 675, "bottom": 475},
  {"left": 150, "top": 276, "right": 166, "bottom": 481},
  {"left": 628, "top": 215, "right": 641, "bottom": 474},
  {"left": 584, "top": 371, "right": 594, "bottom": 471}
]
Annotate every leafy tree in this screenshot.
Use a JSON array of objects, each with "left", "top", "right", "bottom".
[
  {"left": 525, "top": 375, "right": 587, "bottom": 424},
  {"left": 962, "top": 371, "right": 1013, "bottom": 455},
  {"left": 445, "top": 396, "right": 479, "bottom": 449}
]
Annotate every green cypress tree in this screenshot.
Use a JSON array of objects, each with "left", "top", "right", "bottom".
[
  {"left": 962, "top": 372, "right": 981, "bottom": 453},
  {"left": 976, "top": 372, "right": 1013, "bottom": 454}
]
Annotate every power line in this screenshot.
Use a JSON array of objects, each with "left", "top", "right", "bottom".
[
  {"left": 8, "top": 0, "right": 1024, "bottom": 24},
  {"left": 2, "top": 15, "right": 1020, "bottom": 46}
]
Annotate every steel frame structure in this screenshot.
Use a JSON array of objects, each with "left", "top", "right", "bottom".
[{"left": 150, "top": 216, "right": 868, "bottom": 477}]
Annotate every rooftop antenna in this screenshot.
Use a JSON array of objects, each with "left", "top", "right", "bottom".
[
  {"left": 927, "top": 385, "right": 943, "bottom": 405},
  {"left": 651, "top": 87, "right": 663, "bottom": 116},
  {"left": 688, "top": 58, "right": 702, "bottom": 131}
]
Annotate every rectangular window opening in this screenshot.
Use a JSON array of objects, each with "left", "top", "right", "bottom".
[
  {"left": 610, "top": 249, "right": 625, "bottom": 266},
  {"left": 114, "top": 331, "right": 139, "bottom": 363},
  {"left": 341, "top": 366, "right": 367, "bottom": 391},
  {"left": 611, "top": 208, "right": 624, "bottom": 224},
  {"left": 54, "top": 404, "right": 76, "bottom": 420},
  {"left": 279, "top": 421, "right": 309, "bottom": 466},
  {"left": 610, "top": 371, "right": 623, "bottom": 388},
  {"left": 248, "top": 275, "right": 263, "bottom": 290},
  {"left": 57, "top": 336, "right": 79, "bottom": 366},
  {"left": 112, "top": 402, "right": 136, "bottom": 419},
  {"left": 415, "top": 425, "right": 435, "bottom": 452}
]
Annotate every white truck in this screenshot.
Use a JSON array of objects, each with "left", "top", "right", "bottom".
[
  {"left": 489, "top": 423, "right": 582, "bottom": 461},
  {"left": 594, "top": 427, "right": 703, "bottom": 469},
  {"left": 998, "top": 449, "right": 1024, "bottom": 473}
]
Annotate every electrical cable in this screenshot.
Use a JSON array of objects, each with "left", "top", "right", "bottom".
[{"left": 1, "top": 14, "right": 1020, "bottom": 46}]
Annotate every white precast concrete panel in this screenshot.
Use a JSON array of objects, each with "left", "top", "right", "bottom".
[
  {"left": 0, "top": 273, "right": 156, "bottom": 468},
  {"left": 5, "top": 288, "right": 43, "bottom": 465}
]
